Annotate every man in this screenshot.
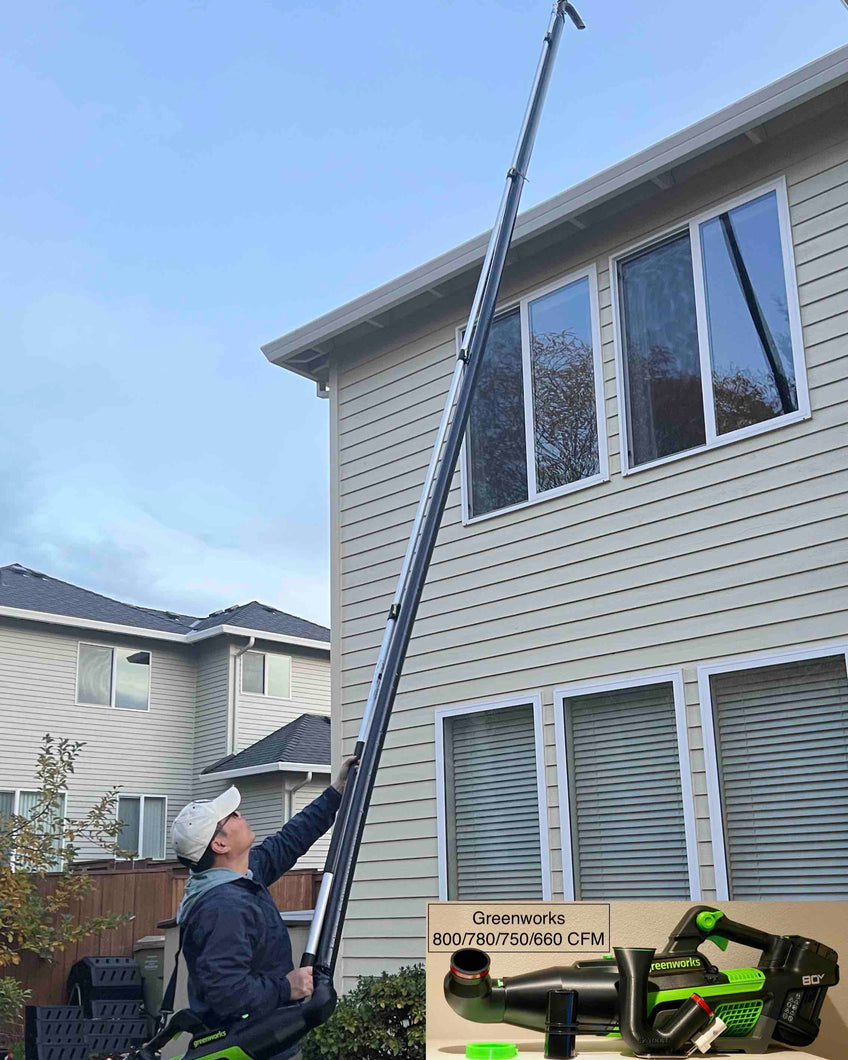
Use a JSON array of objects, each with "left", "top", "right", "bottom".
[{"left": 170, "top": 758, "right": 354, "bottom": 1056}]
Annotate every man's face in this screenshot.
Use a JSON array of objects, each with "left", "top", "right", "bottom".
[{"left": 210, "top": 809, "right": 255, "bottom": 858}]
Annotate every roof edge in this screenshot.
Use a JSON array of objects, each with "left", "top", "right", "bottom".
[
  {"left": 201, "top": 761, "right": 332, "bottom": 780},
  {"left": 0, "top": 605, "right": 330, "bottom": 650}
]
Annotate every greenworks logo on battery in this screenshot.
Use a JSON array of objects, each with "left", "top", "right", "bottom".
[
  {"left": 650, "top": 957, "right": 702, "bottom": 971},
  {"left": 193, "top": 1030, "right": 227, "bottom": 1046}
]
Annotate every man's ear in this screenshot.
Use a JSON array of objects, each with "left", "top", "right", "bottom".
[{"left": 210, "top": 831, "right": 229, "bottom": 855}]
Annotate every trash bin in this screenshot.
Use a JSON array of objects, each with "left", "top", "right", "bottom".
[{"left": 132, "top": 935, "right": 166, "bottom": 1018}]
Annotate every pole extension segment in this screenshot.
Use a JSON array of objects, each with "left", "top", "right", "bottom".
[{"left": 305, "top": 0, "right": 585, "bottom": 974}]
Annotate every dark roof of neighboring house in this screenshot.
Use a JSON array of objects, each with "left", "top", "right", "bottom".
[
  {"left": 0, "top": 562, "right": 330, "bottom": 644},
  {"left": 202, "top": 714, "right": 331, "bottom": 774},
  {"left": 190, "top": 600, "right": 331, "bottom": 642}
]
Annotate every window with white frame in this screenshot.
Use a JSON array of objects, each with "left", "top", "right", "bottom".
[
  {"left": 438, "top": 701, "right": 547, "bottom": 899},
  {"left": 614, "top": 181, "right": 807, "bottom": 470},
  {"left": 557, "top": 680, "right": 695, "bottom": 900},
  {"left": 241, "top": 651, "right": 292, "bottom": 698},
  {"left": 77, "top": 643, "right": 151, "bottom": 711},
  {"left": 704, "top": 653, "right": 848, "bottom": 899},
  {"left": 117, "top": 795, "right": 166, "bottom": 859},
  {"left": 0, "top": 790, "right": 67, "bottom": 870},
  {"left": 464, "top": 269, "right": 606, "bottom": 520}
]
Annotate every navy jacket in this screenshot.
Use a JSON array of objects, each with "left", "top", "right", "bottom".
[{"left": 181, "top": 785, "right": 341, "bottom": 1032}]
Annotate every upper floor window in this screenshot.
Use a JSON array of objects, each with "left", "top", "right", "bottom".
[
  {"left": 613, "top": 180, "right": 808, "bottom": 471},
  {"left": 117, "top": 794, "right": 166, "bottom": 859},
  {"left": 77, "top": 643, "right": 150, "bottom": 711},
  {"left": 463, "top": 268, "right": 607, "bottom": 521},
  {"left": 241, "top": 651, "right": 292, "bottom": 699}
]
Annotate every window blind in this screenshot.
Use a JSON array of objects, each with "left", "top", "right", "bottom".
[
  {"left": 564, "top": 683, "right": 690, "bottom": 899},
  {"left": 710, "top": 655, "right": 848, "bottom": 899},
  {"left": 444, "top": 704, "right": 543, "bottom": 899}
]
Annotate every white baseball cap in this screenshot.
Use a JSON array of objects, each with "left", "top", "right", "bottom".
[{"left": 172, "top": 786, "right": 241, "bottom": 865}]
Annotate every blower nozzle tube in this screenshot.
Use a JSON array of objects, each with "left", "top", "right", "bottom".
[
  {"left": 444, "top": 949, "right": 506, "bottom": 1024},
  {"left": 615, "top": 948, "right": 713, "bottom": 1057}
]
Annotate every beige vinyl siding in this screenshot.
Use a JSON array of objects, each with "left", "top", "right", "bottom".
[
  {"left": 236, "top": 646, "right": 330, "bottom": 752},
  {"left": 331, "top": 96, "right": 848, "bottom": 986},
  {"left": 0, "top": 618, "right": 196, "bottom": 859},
  {"left": 193, "top": 640, "right": 232, "bottom": 799},
  {"left": 291, "top": 777, "right": 334, "bottom": 869},
  {"left": 237, "top": 774, "right": 285, "bottom": 840}
]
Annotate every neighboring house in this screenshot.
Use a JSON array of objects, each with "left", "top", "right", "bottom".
[
  {"left": 262, "top": 45, "right": 848, "bottom": 989},
  {"left": 0, "top": 563, "right": 331, "bottom": 866}
]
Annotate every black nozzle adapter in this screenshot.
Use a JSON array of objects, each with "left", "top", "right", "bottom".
[
  {"left": 444, "top": 949, "right": 506, "bottom": 1025},
  {"left": 615, "top": 948, "right": 712, "bottom": 1057}
]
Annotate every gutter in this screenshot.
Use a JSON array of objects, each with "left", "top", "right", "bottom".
[{"left": 200, "top": 760, "right": 331, "bottom": 781}]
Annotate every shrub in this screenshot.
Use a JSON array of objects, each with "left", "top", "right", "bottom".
[{"left": 303, "top": 963, "right": 424, "bottom": 1059}]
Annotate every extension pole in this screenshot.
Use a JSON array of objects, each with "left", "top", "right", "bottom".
[{"left": 304, "top": 0, "right": 585, "bottom": 973}]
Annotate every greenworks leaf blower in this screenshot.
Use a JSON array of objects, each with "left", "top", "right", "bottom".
[{"left": 444, "top": 906, "right": 839, "bottom": 1056}]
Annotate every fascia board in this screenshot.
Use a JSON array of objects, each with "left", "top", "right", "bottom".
[
  {"left": 0, "top": 604, "right": 187, "bottom": 642},
  {"left": 201, "top": 761, "right": 331, "bottom": 780},
  {"left": 0, "top": 605, "right": 330, "bottom": 652},
  {"left": 262, "top": 44, "right": 848, "bottom": 373}
]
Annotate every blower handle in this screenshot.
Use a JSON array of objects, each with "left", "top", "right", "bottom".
[{"left": 664, "top": 905, "right": 790, "bottom": 964}]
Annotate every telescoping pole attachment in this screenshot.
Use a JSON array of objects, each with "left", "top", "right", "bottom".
[{"left": 301, "top": 0, "right": 587, "bottom": 975}]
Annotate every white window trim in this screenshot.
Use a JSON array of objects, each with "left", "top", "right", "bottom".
[
  {"left": 434, "top": 692, "right": 551, "bottom": 901},
  {"left": 240, "top": 650, "right": 294, "bottom": 700},
  {"left": 459, "top": 264, "right": 609, "bottom": 526},
  {"left": 553, "top": 671, "right": 700, "bottom": 901},
  {"left": 75, "top": 641, "right": 152, "bottom": 712},
  {"left": 1, "top": 789, "right": 67, "bottom": 870},
  {"left": 697, "top": 641, "right": 848, "bottom": 901},
  {"left": 610, "top": 176, "right": 810, "bottom": 477},
  {"left": 116, "top": 793, "right": 169, "bottom": 860}
]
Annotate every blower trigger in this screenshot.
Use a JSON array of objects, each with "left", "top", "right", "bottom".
[{"left": 706, "top": 933, "right": 729, "bottom": 951}]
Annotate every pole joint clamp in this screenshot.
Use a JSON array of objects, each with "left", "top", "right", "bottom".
[{"left": 388, "top": 603, "right": 400, "bottom": 620}]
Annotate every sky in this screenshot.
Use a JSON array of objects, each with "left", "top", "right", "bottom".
[{"left": 1, "top": 0, "right": 845, "bottom": 627}]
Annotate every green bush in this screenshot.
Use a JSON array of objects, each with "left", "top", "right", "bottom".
[{"left": 303, "top": 964, "right": 424, "bottom": 1060}]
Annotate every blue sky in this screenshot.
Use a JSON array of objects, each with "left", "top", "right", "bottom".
[{"left": 1, "top": 0, "right": 845, "bottom": 626}]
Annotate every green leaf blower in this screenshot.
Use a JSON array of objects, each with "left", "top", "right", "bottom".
[{"left": 444, "top": 905, "right": 839, "bottom": 1056}]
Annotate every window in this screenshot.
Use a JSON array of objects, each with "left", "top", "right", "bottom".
[
  {"left": 700, "top": 651, "right": 848, "bottom": 899},
  {"left": 555, "top": 676, "right": 698, "bottom": 900},
  {"left": 117, "top": 795, "right": 166, "bottom": 859},
  {"left": 436, "top": 696, "right": 550, "bottom": 900},
  {"left": 0, "top": 790, "right": 67, "bottom": 870},
  {"left": 77, "top": 643, "right": 151, "bottom": 711},
  {"left": 614, "top": 180, "right": 807, "bottom": 471},
  {"left": 463, "top": 268, "right": 607, "bottom": 520},
  {"left": 241, "top": 651, "right": 292, "bottom": 698}
]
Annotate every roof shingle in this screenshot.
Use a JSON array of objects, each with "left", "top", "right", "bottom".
[{"left": 202, "top": 714, "right": 331, "bottom": 774}]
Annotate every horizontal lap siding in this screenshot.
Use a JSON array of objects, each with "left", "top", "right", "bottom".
[
  {"left": 332, "top": 103, "right": 848, "bottom": 984},
  {"left": 0, "top": 620, "right": 197, "bottom": 859},
  {"left": 291, "top": 778, "right": 334, "bottom": 869},
  {"left": 193, "top": 640, "right": 232, "bottom": 800},
  {"left": 238, "top": 774, "right": 285, "bottom": 840}
]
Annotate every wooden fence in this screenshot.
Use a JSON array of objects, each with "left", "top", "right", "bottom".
[{"left": 11, "top": 859, "right": 321, "bottom": 1012}]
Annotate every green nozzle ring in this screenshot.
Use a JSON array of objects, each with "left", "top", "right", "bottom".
[{"left": 465, "top": 1044, "right": 519, "bottom": 1060}]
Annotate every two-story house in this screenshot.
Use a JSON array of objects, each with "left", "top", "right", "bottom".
[
  {"left": 262, "top": 44, "right": 848, "bottom": 990},
  {"left": 0, "top": 562, "right": 332, "bottom": 867}
]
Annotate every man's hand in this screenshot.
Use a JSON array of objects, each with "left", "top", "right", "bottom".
[
  {"left": 332, "top": 755, "right": 359, "bottom": 793},
  {"left": 286, "top": 966, "right": 314, "bottom": 1000}
]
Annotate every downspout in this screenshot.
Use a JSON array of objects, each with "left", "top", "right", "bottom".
[
  {"left": 284, "top": 770, "right": 313, "bottom": 821},
  {"left": 229, "top": 636, "right": 255, "bottom": 755}
]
